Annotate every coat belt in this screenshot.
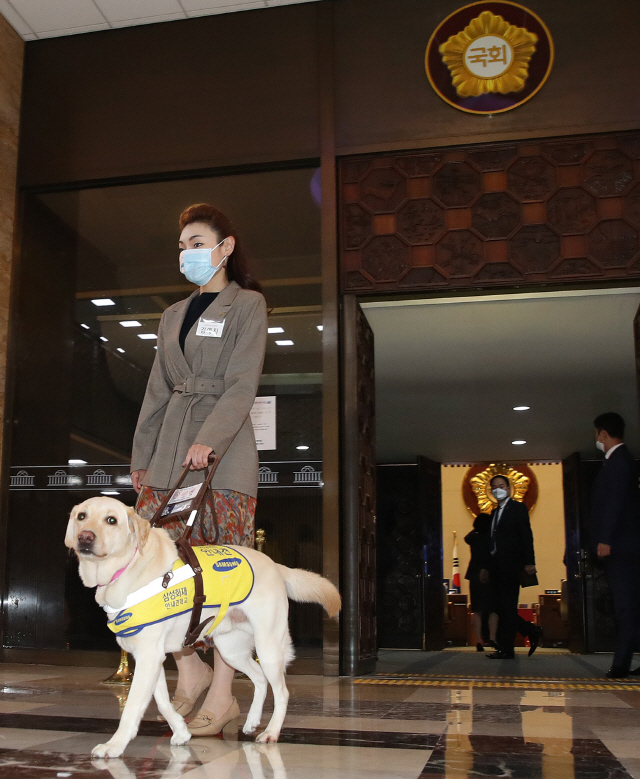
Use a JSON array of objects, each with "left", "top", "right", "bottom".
[{"left": 173, "top": 377, "right": 225, "bottom": 396}]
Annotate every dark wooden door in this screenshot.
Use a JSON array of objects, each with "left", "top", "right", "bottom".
[
  {"left": 419, "top": 456, "right": 445, "bottom": 651},
  {"left": 342, "top": 295, "right": 377, "bottom": 675},
  {"left": 376, "top": 464, "right": 424, "bottom": 649},
  {"left": 562, "top": 453, "right": 587, "bottom": 653},
  {"left": 563, "top": 453, "right": 616, "bottom": 653}
]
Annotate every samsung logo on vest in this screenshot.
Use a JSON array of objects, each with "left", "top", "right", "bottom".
[
  {"left": 115, "top": 612, "right": 133, "bottom": 626},
  {"left": 212, "top": 558, "right": 242, "bottom": 572}
]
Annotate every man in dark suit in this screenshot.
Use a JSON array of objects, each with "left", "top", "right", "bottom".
[
  {"left": 592, "top": 412, "right": 640, "bottom": 678},
  {"left": 486, "top": 474, "right": 543, "bottom": 659}
]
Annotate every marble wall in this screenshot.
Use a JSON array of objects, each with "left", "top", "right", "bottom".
[{"left": 0, "top": 15, "right": 23, "bottom": 470}]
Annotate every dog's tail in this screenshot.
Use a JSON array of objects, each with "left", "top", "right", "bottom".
[{"left": 275, "top": 565, "right": 341, "bottom": 618}]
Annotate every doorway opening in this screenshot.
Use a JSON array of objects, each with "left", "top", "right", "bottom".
[{"left": 363, "top": 286, "right": 640, "bottom": 657}]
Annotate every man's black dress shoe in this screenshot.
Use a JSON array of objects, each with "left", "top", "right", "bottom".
[
  {"left": 487, "top": 650, "right": 515, "bottom": 659},
  {"left": 628, "top": 666, "right": 640, "bottom": 676},
  {"left": 528, "top": 625, "right": 543, "bottom": 657},
  {"left": 605, "top": 667, "right": 628, "bottom": 679}
]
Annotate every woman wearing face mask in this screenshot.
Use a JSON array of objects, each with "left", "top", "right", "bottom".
[{"left": 130, "top": 203, "right": 267, "bottom": 736}]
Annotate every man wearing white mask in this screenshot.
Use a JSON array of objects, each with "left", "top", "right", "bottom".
[
  {"left": 592, "top": 412, "right": 640, "bottom": 679},
  {"left": 486, "top": 475, "right": 541, "bottom": 659}
]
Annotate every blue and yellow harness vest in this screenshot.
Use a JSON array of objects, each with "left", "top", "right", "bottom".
[{"left": 105, "top": 546, "right": 254, "bottom": 638}]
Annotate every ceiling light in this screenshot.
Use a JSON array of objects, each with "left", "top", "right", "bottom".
[
  {"left": 513, "top": 406, "right": 530, "bottom": 411},
  {"left": 317, "top": 325, "right": 323, "bottom": 331},
  {"left": 275, "top": 340, "right": 294, "bottom": 346},
  {"left": 296, "top": 445, "right": 310, "bottom": 450},
  {"left": 512, "top": 440, "right": 527, "bottom": 445},
  {"left": 91, "top": 298, "right": 115, "bottom": 307},
  {"left": 120, "top": 321, "right": 141, "bottom": 328},
  {"left": 100, "top": 336, "right": 108, "bottom": 342},
  {"left": 268, "top": 327, "right": 284, "bottom": 334},
  {"left": 117, "top": 348, "right": 125, "bottom": 354},
  {"left": 101, "top": 491, "right": 120, "bottom": 496},
  {"left": 138, "top": 334, "right": 158, "bottom": 340},
  {"left": 80, "top": 323, "right": 90, "bottom": 330},
  {"left": 68, "top": 459, "right": 87, "bottom": 465}
]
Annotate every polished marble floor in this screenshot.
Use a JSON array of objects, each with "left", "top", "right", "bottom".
[{"left": 0, "top": 650, "right": 638, "bottom": 778}]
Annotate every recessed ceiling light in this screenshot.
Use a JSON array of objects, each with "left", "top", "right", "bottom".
[
  {"left": 120, "top": 321, "right": 141, "bottom": 328},
  {"left": 138, "top": 333, "right": 158, "bottom": 340},
  {"left": 80, "top": 323, "right": 90, "bottom": 330},
  {"left": 101, "top": 491, "right": 120, "bottom": 496},
  {"left": 68, "top": 459, "right": 87, "bottom": 465},
  {"left": 512, "top": 440, "right": 527, "bottom": 445},
  {"left": 317, "top": 325, "right": 323, "bottom": 331},
  {"left": 275, "top": 340, "right": 294, "bottom": 346},
  {"left": 117, "top": 348, "right": 125, "bottom": 354},
  {"left": 513, "top": 406, "right": 531, "bottom": 411},
  {"left": 100, "top": 336, "right": 108, "bottom": 342},
  {"left": 91, "top": 298, "right": 115, "bottom": 307},
  {"left": 296, "top": 445, "right": 310, "bottom": 450},
  {"left": 268, "top": 327, "right": 284, "bottom": 334}
]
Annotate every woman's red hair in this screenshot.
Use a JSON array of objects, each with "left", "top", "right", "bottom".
[{"left": 179, "top": 204, "right": 262, "bottom": 293}]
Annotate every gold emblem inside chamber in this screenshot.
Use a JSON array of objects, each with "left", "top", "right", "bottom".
[{"left": 470, "top": 463, "right": 532, "bottom": 514}]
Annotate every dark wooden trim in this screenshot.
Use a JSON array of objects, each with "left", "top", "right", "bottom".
[
  {"left": 19, "top": 157, "right": 320, "bottom": 196},
  {"left": 319, "top": 0, "right": 341, "bottom": 678},
  {"left": 340, "top": 295, "right": 360, "bottom": 675},
  {"left": 335, "top": 122, "right": 640, "bottom": 159},
  {"left": 0, "top": 190, "right": 26, "bottom": 650}
]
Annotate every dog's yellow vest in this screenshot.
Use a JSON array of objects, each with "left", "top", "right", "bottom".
[{"left": 106, "top": 546, "right": 254, "bottom": 638}]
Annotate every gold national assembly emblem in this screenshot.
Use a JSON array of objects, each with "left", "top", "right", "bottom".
[{"left": 425, "top": 2, "right": 554, "bottom": 114}]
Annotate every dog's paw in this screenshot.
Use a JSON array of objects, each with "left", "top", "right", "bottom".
[
  {"left": 92, "top": 741, "right": 125, "bottom": 758},
  {"left": 255, "top": 730, "right": 280, "bottom": 744},
  {"left": 170, "top": 729, "right": 191, "bottom": 746},
  {"left": 243, "top": 716, "right": 261, "bottom": 734}
]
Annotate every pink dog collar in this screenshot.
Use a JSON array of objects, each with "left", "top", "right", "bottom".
[{"left": 97, "top": 547, "right": 138, "bottom": 588}]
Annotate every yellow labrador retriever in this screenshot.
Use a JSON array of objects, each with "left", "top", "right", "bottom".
[{"left": 65, "top": 496, "right": 341, "bottom": 758}]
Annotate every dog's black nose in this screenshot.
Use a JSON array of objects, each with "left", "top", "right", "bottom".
[{"left": 77, "top": 530, "right": 95, "bottom": 550}]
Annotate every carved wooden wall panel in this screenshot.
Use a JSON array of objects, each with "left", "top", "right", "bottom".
[{"left": 340, "top": 132, "right": 640, "bottom": 294}]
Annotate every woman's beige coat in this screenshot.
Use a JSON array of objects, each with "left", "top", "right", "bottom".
[{"left": 131, "top": 281, "right": 267, "bottom": 496}]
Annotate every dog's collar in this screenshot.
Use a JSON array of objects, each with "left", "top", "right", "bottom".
[{"left": 97, "top": 547, "right": 139, "bottom": 588}]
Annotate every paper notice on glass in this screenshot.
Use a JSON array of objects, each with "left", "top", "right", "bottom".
[{"left": 251, "top": 396, "right": 276, "bottom": 451}]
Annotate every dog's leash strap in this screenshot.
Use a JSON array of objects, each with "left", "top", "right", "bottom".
[
  {"left": 149, "top": 464, "right": 191, "bottom": 528},
  {"left": 181, "top": 455, "right": 220, "bottom": 544},
  {"left": 176, "top": 538, "right": 208, "bottom": 646}
]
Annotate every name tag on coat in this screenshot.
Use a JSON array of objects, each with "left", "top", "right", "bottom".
[{"left": 196, "top": 317, "right": 225, "bottom": 338}]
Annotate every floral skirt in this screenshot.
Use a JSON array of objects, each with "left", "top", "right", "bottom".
[{"left": 135, "top": 486, "right": 256, "bottom": 548}]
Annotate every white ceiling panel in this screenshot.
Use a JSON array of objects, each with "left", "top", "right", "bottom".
[
  {"left": 181, "top": 1, "right": 265, "bottom": 13},
  {"left": 94, "top": 0, "right": 184, "bottom": 23},
  {"left": 37, "top": 22, "right": 111, "bottom": 37},
  {"left": 0, "top": 0, "right": 31, "bottom": 36},
  {"left": 11, "top": 0, "right": 105, "bottom": 32},
  {"left": 0, "top": 0, "right": 320, "bottom": 40},
  {"left": 108, "top": 12, "right": 186, "bottom": 28}
]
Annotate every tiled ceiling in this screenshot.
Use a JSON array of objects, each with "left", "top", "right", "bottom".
[{"left": 0, "top": 0, "right": 318, "bottom": 40}]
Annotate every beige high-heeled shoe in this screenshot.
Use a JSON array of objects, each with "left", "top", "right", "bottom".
[
  {"left": 157, "top": 663, "right": 213, "bottom": 721},
  {"left": 187, "top": 697, "right": 240, "bottom": 736}
]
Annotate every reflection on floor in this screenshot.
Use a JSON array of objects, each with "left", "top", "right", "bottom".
[{"left": 0, "top": 650, "right": 638, "bottom": 777}]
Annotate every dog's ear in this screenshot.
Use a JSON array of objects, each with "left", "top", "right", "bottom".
[
  {"left": 127, "top": 507, "right": 151, "bottom": 552},
  {"left": 64, "top": 507, "right": 78, "bottom": 549}
]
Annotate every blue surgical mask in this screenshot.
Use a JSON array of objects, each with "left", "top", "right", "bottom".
[{"left": 179, "top": 238, "right": 226, "bottom": 286}]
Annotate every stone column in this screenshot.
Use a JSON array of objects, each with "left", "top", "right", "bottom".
[{"left": 0, "top": 16, "right": 23, "bottom": 453}]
